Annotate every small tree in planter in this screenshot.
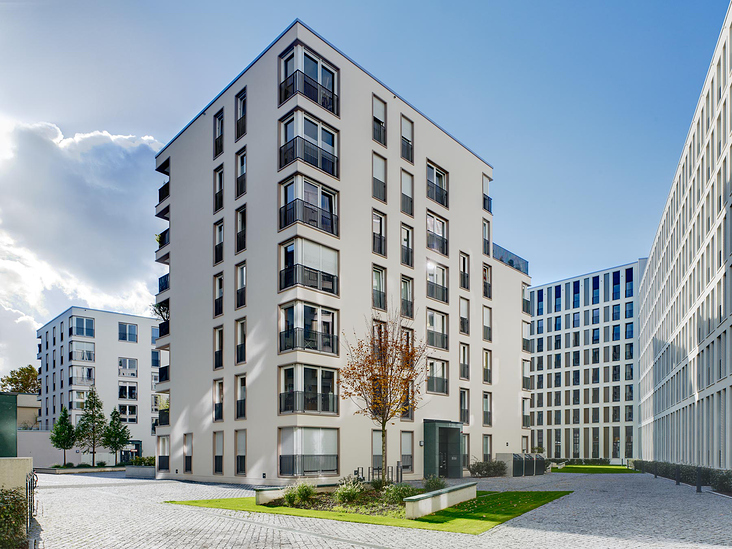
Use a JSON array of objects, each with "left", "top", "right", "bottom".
[
  {"left": 50, "top": 405, "right": 75, "bottom": 464},
  {"left": 102, "top": 408, "right": 131, "bottom": 466},
  {"left": 75, "top": 388, "right": 107, "bottom": 466}
]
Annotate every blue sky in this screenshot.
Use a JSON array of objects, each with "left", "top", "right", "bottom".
[{"left": 0, "top": 0, "right": 729, "bottom": 374}]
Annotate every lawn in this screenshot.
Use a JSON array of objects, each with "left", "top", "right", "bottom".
[
  {"left": 170, "top": 490, "right": 571, "bottom": 535},
  {"left": 553, "top": 465, "right": 639, "bottom": 474}
]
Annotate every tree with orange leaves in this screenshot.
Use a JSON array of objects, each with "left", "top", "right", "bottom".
[{"left": 340, "top": 310, "right": 428, "bottom": 475}]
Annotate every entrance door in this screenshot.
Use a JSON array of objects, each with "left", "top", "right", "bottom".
[{"left": 438, "top": 434, "right": 448, "bottom": 477}]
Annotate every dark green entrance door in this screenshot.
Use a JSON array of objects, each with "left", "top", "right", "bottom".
[{"left": 424, "top": 420, "right": 462, "bottom": 478}]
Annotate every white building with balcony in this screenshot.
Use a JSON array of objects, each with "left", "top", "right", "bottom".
[
  {"left": 153, "top": 19, "right": 531, "bottom": 484},
  {"left": 36, "top": 307, "right": 167, "bottom": 461}
]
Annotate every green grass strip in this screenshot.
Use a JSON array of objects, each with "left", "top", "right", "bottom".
[
  {"left": 169, "top": 490, "right": 571, "bottom": 535},
  {"left": 553, "top": 465, "right": 640, "bottom": 474}
]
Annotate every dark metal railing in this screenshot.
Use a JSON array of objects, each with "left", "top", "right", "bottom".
[
  {"left": 427, "top": 181, "right": 448, "bottom": 207},
  {"left": 460, "top": 409, "right": 469, "bottom": 424},
  {"left": 427, "top": 376, "right": 448, "bottom": 394},
  {"left": 483, "top": 281, "right": 492, "bottom": 299},
  {"left": 373, "top": 120, "right": 385, "bottom": 145},
  {"left": 236, "top": 116, "right": 246, "bottom": 139},
  {"left": 460, "top": 272, "right": 469, "bottom": 290},
  {"left": 236, "top": 344, "right": 246, "bottom": 364},
  {"left": 401, "top": 299, "right": 413, "bottom": 318},
  {"left": 214, "top": 135, "right": 223, "bottom": 157},
  {"left": 158, "top": 455, "right": 169, "bottom": 471},
  {"left": 484, "top": 326, "right": 492, "bottom": 342},
  {"left": 523, "top": 299, "right": 531, "bottom": 314},
  {"left": 279, "top": 264, "right": 338, "bottom": 295},
  {"left": 214, "top": 242, "right": 223, "bottom": 264},
  {"left": 158, "top": 181, "right": 170, "bottom": 203},
  {"left": 427, "top": 281, "right": 448, "bottom": 303},
  {"left": 159, "top": 321, "right": 169, "bottom": 337},
  {"left": 158, "top": 274, "right": 170, "bottom": 293},
  {"left": 427, "top": 330, "right": 448, "bottom": 350},
  {"left": 214, "top": 403, "right": 223, "bottom": 421},
  {"left": 159, "top": 365, "right": 169, "bottom": 382},
  {"left": 493, "top": 243, "right": 529, "bottom": 275},
  {"left": 401, "top": 137, "right": 413, "bottom": 162},
  {"left": 279, "top": 199, "right": 339, "bottom": 236},
  {"left": 483, "top": 369, "right": 492, "bottom": 383},
  {"left": 373, "top": 233, "right": 385, "bottom": 255},
  {"left": 279, "top": 328, "right": 338, "bottom": 354},
  {"left": 401, "top": 245, "right": 413, "bottom": 267},
  {"left": 236, "top": 398, "right": 246, "bottom": 419},
  {"left": 157, "top": 229, "right": 170, "bottom": 250},
  {"left": 483, "top": 411, "right": 492, "bottom": 425},
  {"left": 279, "top": 136, "right": 338, "bottom": 177},
  {"left": 236, "top": 173, "right": 246, "bottom": 197},
  {"left": 237, "top": 287, "right": 246, "bottom": 308},
  {"left": 279, "top": 70, "right": 339, "bottom": 115},
  {"left": 214, "top": 296, "right": 223, "bottom": 317},
  {"left": 427, "top": 230, "right": 448, "bottom": 255},
  {"left": 373, "top": 289, "right": 385, "bottom": 310},
  {"left": 214, "top": 190, "right": 223, "bottom": 212},
  {"left": 279, "top": 391, "right": 338, "bottom": 414},
  {"left": 236, "top": 229, "right": 246, "bottom": 253},
  {"left": 214, "top": 349, "right": 223, "bottom": 369},
  {"left": 279, "top": 454, "right": 338, "bottom": 476},
  {"left": 483, "top": 194, "right": 492, "bottom": 213},
  {"left": 460, "top": 363, "right": 470, "bottom": 379},
  {"left": 460, "top": 317, "right": 469, "bottom": 334},
  {"left": 373, "top": 177, "right": 386, "bottom": 201},
  {"left": 401, "top": 193, "right": 413, "bottom": 215},
  {"left": 158, "top": 409, "right": 169, "bottom": 426}
]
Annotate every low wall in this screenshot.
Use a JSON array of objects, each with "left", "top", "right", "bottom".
[
  {"left": 35, "top": 467, "right": 125, "bottom": 474},
  {"left": 126, "top": 466, "right": 156, "bottom": 479},
  {"left": 17, "top": 430, "right": 83, "bottom": 468},
  {"left": 0, "top": 457, "right": 33, "bottom": 489},
  {"left": 404, "top": 482, "right": 477, "bottom": 519},
  {"left": 254, "top": 483, "right": 337, "bottom": 505}
]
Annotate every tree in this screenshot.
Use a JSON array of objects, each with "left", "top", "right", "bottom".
[
  {"left": 74, "top": 388, "right": 107, "bottom": 466},
  {"left": 150, "top": 301, "right": 169, "bottom": 321},
  {"left": 102, "top": 408, "right": 131, "bottom": 466},
  {"left": 340, "top": 310, "right": 427, "bottom": 475},
  {"left": 50, "top": 406, "right": 76, "bottom": 464},
  {"left": 0, "top": 365, "right": 40, "bottom": 394}
]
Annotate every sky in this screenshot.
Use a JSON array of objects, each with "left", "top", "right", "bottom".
[{"left": 0, "top": 0, "right": 729, "bottom": 378}]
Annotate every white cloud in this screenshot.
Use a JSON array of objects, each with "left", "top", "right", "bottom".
[{"left": 0, "top": 120, "right": 167, "bottom": 378}]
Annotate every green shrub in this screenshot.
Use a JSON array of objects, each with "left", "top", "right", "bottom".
[
  {"left": 370, "top": 477, "right": 392, "bottom": 491},
  {"left": 129, "top": 456, "right": 155, "bottom": 466},
  {"left": 96, "top": 461, "right": 107, "bottom": 467},
  {"left": 51, "top": 464, "right": 62, "bottom": 468},
  {"left": 423, "top": 475, "right": 446, "bottom": 492},
  {"left": 76, "top": 463, "right": 92, "bottom": 468},
  {"left": 381, "top": 483, "right": 418, "bottom": 504},
  {"left": 468, "top": 459, "right": 507, "bottom": 477},
  {"left": 63, "top": 463, "right": 75, "bottom": 468},
  {"left": 0, "top": 487, "right": 27, "bottom": 549},
  {"left": 711, "top": 469, "right": 732, "bottom": 493},
  {"left": 295, "top": 482, "right": 315, "bottom": 503},
  {"left": 632, "top": 460, "right": 722, "bottom": 488},
  {"left": 334, "top": 475, "right": 364, "bottom": 503},
  {"left": 282, "top": 485, "right": 298, "bottom": 507}
]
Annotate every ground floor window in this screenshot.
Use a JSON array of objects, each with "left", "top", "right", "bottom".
[{"left": 280, "top": 427, "right": 338, "bottom": 476}]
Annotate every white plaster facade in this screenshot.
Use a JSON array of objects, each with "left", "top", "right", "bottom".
[{"left": 153, "top": 20, "right": 531, "bottom": 484}]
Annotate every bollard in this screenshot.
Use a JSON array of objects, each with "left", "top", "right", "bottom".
[
  {"left": 654, "top": 462, "right": 658, "bottom": 479},
  {"left": 696, "top": 467, "right": 702, "bottom": 493},
  {"left": 675, "top": 464, "right": 680, "bottom": 486}
]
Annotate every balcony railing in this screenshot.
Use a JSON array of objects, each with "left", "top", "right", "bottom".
[
  {"left": 280, "top": 454, "right": 338, "bottom": 476},
  {"left": 214, "top": 455, "right": 223, "bottom": 474},
  {"left": 159, "top": 365, "right": 169, "bottom": 382},
  {"left": 427, "top": 376, "right": 448, "bottom": 394},
  {"left": 493, "top": 243, "right": 529, "bottom": 275},
  {"left": 279, "top": 136, "right": 338, "bottom": 177},
  {"left": 236, "top": 173, "right": 246, "bottom": 197},
  {"left": 69, "top": 325, "right": 95, "bottom": 338},
  {"left": 214, "top": 135, "right": 223, "bottom": 157},
  {"left": 483, "top": 239, "right": 490, "bottom": 256},
  {"left": 427, "top": 330, "right": 448, "bottom": 350},
  {"left": 427, "top": 281, "right": 448, "bottom": 303},
  {"left": 279, "top": 70, "right": 339, "bottom": 115},
  {"left": 158, "top": 455, "right": 169, "bottom": 471},
  {"left": 158, "top": 409, "right": 169, "bottom": 426},
  {"left": 483, "top": 281, "right": 492, "bottom": 299},
  {"left": 214, "top": 190, "right": 223, "bottom": 212},
  {"left": 184, "top": 455, "right": 192, "bottom": 473},
  {"left": 522, "top": 338, "right": 532, "bottom": 352},
  {"left": 236, "top": 115, "right": 246, "bottom": 139},
  {"left": 401, "top": 299, "right": 413, "bottom": 318},
  {"left": 158, "top": 274, "right": 170, "bottom": 293},
  {"left": 69, "top": 350, "right": 94, "bottom": 362},
  {"left": 460, "top": 363, "right": 470, "bottom": 379},
  {"left": 159, "top": 321, "right": 169, "bottom": 337},
  {"left": 483, "top": 194, "right": 492, "bottom": 213},
  {"left": 214, "top": 403, "right": 223, "bottom": 421},
  {"left": 279, "top": 391, "right": 338, "bottom": 414},
  {"left": 523, "top": 376, "right": 532, "bottom": 390},
  {"left": 236, "top": 344, "right": 246, "bottom": 364},
  {"left": 484, "top": 326, "right": 492, "bottom": 342},
  {"left": 237, "top": 455, "right": 246, "bottom": 475},
  {"left": 214, "top": 349, "right": 223, "bottom": 369},
  {"left": 158, "top": 181, "right": 170, "bottom": 203},
  {"left": 214, "top": 296, "right": 223, "bottom": 317},
  {"left": 427, "top": 231, "right": 448, "bottom": 255},
  {"left": 157, "top": 229, "right": 170, "bottom": 250},
  {"left": 522, "top": 299, "right": 531, "bottom": 314},
  {"left": 372, "top": 177, "right": 386, "bottom": 201},
  {"left": 373, "top": 121, "right": 385, "bottom": 145},
  {"left": 279, "top": 328, "right": 338, "bottom": 354},
  {"left": 401, "top": 454, "right": 413, "bottom": 471},
  {"left": 214, "top": 242, "right": 223, "bottom": 264},
  {"left": 372, "top": 233, "right": 385, "bottom": 256},
  {"left": 401, "top": 137, "right": 413, "bottom": 162},
  {"left": 427, "top": 181, "right": 448, "bottom": 208},
  {"left": 523, "top": 415, "right": 531, "bottom": 428},
  {"left": 483, "top": 410, "right": 492, "bottom": 426},
  {"left": 236, "top": 230, "right": 246, "bottom": 253},
  {"left": 401, "top": 193, "right": 413, "bottom": 216},
  {"left": 460, "top": 409, "right": 469, "bottom": 424},
  {"left": 460, "top": 317, "right": 469, "bottom": 334},
  {"left": 279, "top": 199, "right": 339, "bottom": 236},
  {"left": 236, "top": 398, "right": 246, "bottom": 419},
  {"left": 483, "top": 369, "right": 492, "bottom": 383},
  {"left": 373, "top": 289, "right": 385, "bottom": 310},
  {"left": 279, "top": 264, "right": 338, "bottom": 295},
  {"left": 68, "top": 375, "right": 94, "bottom": 386},
  {"left": 460, "top": 272, "right": 469, "bottom": 290},
  {"left": 401, "top": 245, "right": 413, "bottom": 267},
  {"left": 236, "top": 287, "right": 246, "bottom": 308}
]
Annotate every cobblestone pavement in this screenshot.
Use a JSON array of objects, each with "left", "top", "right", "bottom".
[{"left": 31, "top": 471, "right": 732, "bottom": 548}]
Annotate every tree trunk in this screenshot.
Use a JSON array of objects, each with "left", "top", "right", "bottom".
[
  {"left": 381, "top": 420, "right": 387, "bottom": 479},
  {"left": 115, "top": 451, "right": 118, "bottom": 466},
  {"left": 63, "top": 449, "right": 66, "bottom": 465}
]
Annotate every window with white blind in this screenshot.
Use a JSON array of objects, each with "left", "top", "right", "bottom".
[
  {"left": 280, "top": 238, "right": 339, "bottom": 295},
  {"left": 280, "top": 427, "right": 338, "bottom": 476},
  {"left": 372, "top": 154, "right": 386, "bottom": 202}
]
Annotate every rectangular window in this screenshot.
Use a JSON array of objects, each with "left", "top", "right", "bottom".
[
  {"left": 625, "top": 268, "right": 634, "bottom": 297},
  {"left": 279, "top": 427, "right": 338, "bottom": 476},
  {"left": 214, "top": 274, "right": 224, "bottom": 317},
  {"left": 372, "top": 153, "right": 387, "bottom": 202},
  {"left": 235, "top": 375, "right": 247, "bottom": 419},
  {"left": 236, "top": 206, "right": 246, "bottom": 253},
  {"left": 183, "top": 433, "right": 192, "bottom": 473},
  {"left": 280, "top": 112, "right": 338, "bottom": 176},
  {"left": 214, "top": 431, "right": 224, "bottom": 474},
  {"left": 400, "top": 116, "right": 414, "bottom": 161},
  {"left": 236, "top": 318, "right": 247, "bottom": 364},
  {"left": 625, "top": 323, "right": 633, "bottom": 339},
  {"left": 401, "top": 276, "right": 414, "bottom": 318},
  {"left": 483, "top": 307, "right": 492, "bottom": 342},
  {"left": 482, "top": 392, "right": 492, "bottom": 425},
  {"left": 427, "top": 163, "right": 448, "bottom": 208},
  {"left": 214, "top": 380, "right": 224, "bottom": 422},
  {"left": 280, "top": 238, "right": 338, "bottom": 295},
  {"left": 459, "top": 389, "right": 469, "bottom": 424},
  {"left": 236, "top": 263, "right": 247, "bottom": 308},
  {"left": 482, "top": 220, "right": 490, "bottom": 256},
  {"left": 592, "top": 276, "right": 600, "bottom": 304},
  {"left": 372, "top": 266, "right": 386, "bottom": 310},
  {"left": 400, "top": 171, "right": 413, "bottom": 216},
  {"left": 118, "top": 358, "right": 138, "bottom": 377},
  {"left": 537, "top": 289, "right": 544, "bottom": 315},
  {"left": 426, "top": 310, "right": 448, "bottom": 350},
  {"left": 373, "top": 96, "right": 386, "bottom": 145},
  {"left": 214, "top": 327, "right": 224, "bottom": 369},
  {"left": 400, "top": 431, "right": 413, "bottom": 472},
  {"left": 573, "top": 280, "right": 580, "bottom": 308},
  {"left": 118, "top": 404, "right": 137, "bottom": 423},
  {"left": 625, "top": 302, "right": 633, "bottom": 318},
  {"left": 426, "top": 212, "right": 448, "bottom": 255},
  {"left": 213, "top": 166, "right": 224, "bottom": 213},
  {"left": 459, "top": 343, "right": 470, "bottom": 379},
  {"left": 118, "top": 381, "right": 137, "bottom": 401},
  {"left": 279, "top": 364, "right": 337, "bottom": 415},
  {"left": 612, "top": 271, "right": 620, "bottom": 300},
  {"left": 427, "top": 359, "right": 448, "bottom": 393},
  {"left": 236, "top": 430, "right": 246, "bottom": 475},
  {"left": 459, "top": 298, "right": 470, "bottom": 335},
  {"left": 279, "top": 301, "right": 338, "bottom": 354},
  {"left": 235, "top": 89, "right": 246, "bottom": 140},
  {"left": 459, "top": 253, "right": 470, "bottom": 290},
  {"left": 279, "top": 176, "right": 338, "bottom": 235},
  {"left": 118, "top": 323, "right": 138, "bottom": 343},
  {"left": 427, "top": 262, "right": 448, "bottom": 303},
  {"left": 482, "top": 434, "right": 492, "bottom": 462},
  {"left": 483, "top": 349, "right": 492, "bottom": 384},
  {"left": 213, "top": 110, "right": 224, "bottom": 158},
  {"left": 612, "top": 304, "right": 620, "bottom": 321},
  {"left": 482, "top": 265, "right": 492, "bottom": 299},
  {"left": 373, "top": 211, "right": 386, "bottom": 256}
]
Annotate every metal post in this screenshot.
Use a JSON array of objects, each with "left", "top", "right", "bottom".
[
  {"left": 675, "top": 465, "right": 680, "bottom": 486},
  {"left": 696, "top": 467, "right": 702, "bottom": 493}
]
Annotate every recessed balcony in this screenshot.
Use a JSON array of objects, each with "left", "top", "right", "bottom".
[
  {"left": 279, "top": 199, "right": 339, "bottom": 236},
  {"left": 279, "top": 328, "right": 338, "bottom": 354},
  {"left": 279, "top": 391, "right": 338, "bottom": 414},
  {"left": 279, "top": 70, "right": 339, "bottom": 115},
  {"left": 279, "top": 136, "right": 338, "bottom": 177},
  {"left": 279, "top": 264, "right": 338, "bottom": 295}
]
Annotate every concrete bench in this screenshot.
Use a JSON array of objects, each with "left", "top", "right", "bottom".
[
  {"left": 403, "top": 482, "right": 477, "bottom": 519},
  {"left": 254, "top": 483, "right": 338, "bottom": 505}
]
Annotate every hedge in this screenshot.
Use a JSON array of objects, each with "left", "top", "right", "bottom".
[
  {"left": 546, "top": 458, "right": 611, "bottom": 466},
  {"left": 0, "top": 488, "right": 27, "bottom": 549},
  {"left": 631, "top": 459, "right": 732, "bottom": 492},
  {"left": 468, "top": 459, "right": 507, "bottom": 477}
]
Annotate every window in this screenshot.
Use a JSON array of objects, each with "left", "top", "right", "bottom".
[
  {"left": 625, "top": 343, "right": 634, "bottom": 359},
  {"left": 625, "top": 302, "right": 633, "bottom": 318},
  {"left": 612, "top": 304, "right": 620, "bottom": 321},
  {"left": 573, "top": 280, "right": 580, "bottom": 308},
  {"left": 459, "top": 343, "right": 470, "bottom": 379},
  {"left": 183, "top": 433, "right": 192, "bottom": 473},
  {"left": 400, "top": 116, "right": 413, "bottom": 162},
  {"left": 554, "top": 284, "right": 561, "bottom": 312},
  {"left": 625, "top": 363, "right": 633, "bottom": 380},
  {"left": 69, "top": 341, "right": 94, "bottom": 362},
  {"left": 482, "top": 434, "right": 492, "bottom": 462},
  {"left": 401, "top": 277, "right": 413, "bottom": 318},
  {"left": 214, "top": 221, "right": 224, "bottom": 264},
  {"left": 401, "top": 171, "right": 414, "bottom": 216},
  {"left": 214, "top": 380, "right": 224, "bottom": 421},
  {"left": 460, "top": 389, "right": 469, "bottom": 424},
  {"left": 213, "top": 110, "right": 223, "bottom": 158},
  {"left": 234, "top": 149, "right": 247, "bottom": 198},
  {"left": 280, "top": 48, "right": 337, "bottom": 113},
  {"left": 625, "top": 268, "right": 634, "bottom": 297},
  {"left": 592, "top": 308, "right": 599, "bottom": 324},
  {"left": 236, "top": 375, "right": 247, "bottom": 419},
  {"left": 459, "top": 253, "right": 470, "bottom": 290},
  {"left": 372, "top": 266, "right": 386, "bottom": 310},
  {"left": 427, "top": 359, "right": 448, "bottom": 393},
  {"left": 118, "top": 381, "right": 137, "bottom": 400},
  {"left": 118, "top": 404, "right": 137, "bottom": 423},
  {"left": 279, "top": 238, "right": 338, "bottom": 295},
  {"left": 482, "top": 174, "right": 492, "bottom": 212},
  {"left": 214, "top": 327, "right": 223, "bottom": 369},
  {"left": 482, "top": 392, "right": 492, "bottom": 425},
  {"left": 427, "top": 163, "right": 448, "bottom": 207},
  {"left": 612, "top": 386, "right": 620, "bottom": 402},
  {"left": 612, "top": 365, "right": 621, "bottom": 382},
  {"left": 612, "top": 325, "right": 620, "bottom": 341},
  {"left": 214, "top": 274, "right": 224, "bottom": 317},
  {"left": 427, "top": 262, "right": 448, "bottom": 303},
  {"left": 280, "top": 112, "right": 338, "bottom": 176},
  {"left": 554, "top": 316, "right": 561, "bottom": 331},
  {"left": 426, "top": 310, "right": 448, "bottom": 350},
  {"left": 459, "top": 298, "right": 470, "bottom": 335},
  {"left": 157, "top": 436, "right": 170, "bottom": 470},
  {"left": 236, "top": 318, "right": 246, "bottom": 364},
  {"left": 236, "top": 206, "right": 246, "bottom": 253},
  {"left": 612, "top": 271, "right": 620, "bottom": 300},
  {"left": 625, "top": 385, "right": 633, "bottom": 401},
  {"left": 482, "top": 220, "right": 490, "bottom": 255},
  {"left": 70, "top": 316, "right": 94, "bottom": 337},
  {"left": 537, "top": 289, "right": 544, "bottom": 315},
  {"left": 427, "top": 212, "right": 448, "bottom": 255},
  {"left": 373, "top": 96, "right": 386, "bottom": 145},
  {"left": 279, "top": 364, "right": 337, "bottom": 414},
  {"left": 483, "top": 307, "right": 492, "bottom": 341},
  {"left": 213, "top": 431, "right": 224, "bottom": 474},
  {"left": 236, "top": 430, "right": 246, "bottom": 475},
  {"left": 372, "top": 153, "right": 387, "bottom": 202},
  {"left": 625, "top": 323, "right": 633, "bottom": 339},
  {"left": 373, "top": 211, "right": 386, "bottom": 256},
  {"left": 592, "top": 276, "right": 600, "bottom": 304},
  {"left": 401, "top": 224, "right": 413, "bottom": 267},
  {"left": 400, "top": 431, "right": 413, "bottom": 472},
  {"left": 214, "top": 166, "right": 224, "bottom": 213},
  {"left": 236, "top": 263, "right": 247, "bottom": 308},
  {"left": 118, "top": 358, "right": 138, "bottom": 377},
  {"left": 235, "top": 89, "right": 246, "bottom": 139},
  {"left": 279, "top": 301, "right": 338, "bottom": 354},
  {"left": 279, "top": 176, "right": 338, "bottom": 235},
  {"left": 279, "top": 427, "right": 338, "bottom": 475}
]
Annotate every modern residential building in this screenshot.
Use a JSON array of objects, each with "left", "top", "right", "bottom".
[
  {"left": 638, "top": 5, "right": 732, "bottom": 469},
  {"left": 529, "top": 260, "right": 646, "bottom": 463},
  {"left": 153, "top": 19, "right": 531, "bottom": 484},
  {"left": 36, "top": 307, "right": 167, "bottom": 461}
]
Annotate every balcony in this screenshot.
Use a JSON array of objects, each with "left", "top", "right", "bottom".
[
  {"left": 401, "top": 299, "right": 413, "bottom": 318},
  {"left": 157, "top": 455, "right": 169, "bottom": 471},
  {"left": 279, "top": 70, "right": 339, "bottom": 115},
  {"left": 427, "top": 330, "right": 448, "bottom": 350},
  {"left": 460, "top": 317, "right": 469, "bottom": 334},
  {"left": 522, "top": 338, "right": 532, "bottom": 352},
  {"left": 69, "top": 350, "right": 94, "bottom": 362},
  {"left": 157, "top": 229, "right": 170, "bottom": 250},
  {"left": 156, "top": 229, "right": 170, "bottom": 264},
  {"left": 401, "top": 137, "right": 413, "bottom": 162},
  {"left": 427, "top": 231, "right": 448, "bottom": 256},
  {"left": 236, "top": 398, "right": 246, "bottom": 419},
  {"left": 279, "top": 454, "right": 338, "bottom": 476},
  {"left": 214, "top": 349, "right": 223, "bottom": 369},
  {"left": 279, "top": 199, "right": 339, "bottom": 236},
  {"left": 483, "top": 282, "right": 492, "bottom": 299},
  {"left": 158, "top": 181, "right": 170, "bottom": 203},
  {"left": 373, "top": 120, "right": 385, "bottom": 145},
  {"left": 427, "top": 181, "right": 448, "bottom": 208},
  {"left": 522, "top": 299, "right": 531, "bottom": 314},
  {"left": 159, "top": 365, "right": 169, "bottom": 383},
  {"left": 460, "top": 272, "right": 469, "bottom": 290},
  {"left": 372, "top": 178, "right": 386, "bottom": 202},
  {"left": 279, "top": 264, "right": 338, "bottom": 295},
  {"left": 214, "top": 403, "right": 223, "bottom": 421},
  {"left": 236, "top": 173, "right": 246, "bottom": 197},
  {"left": 483, "top": 194, "right": 492, "bottom": 213},
  {"left": 214, "top": 242, "right": 223, "bottom": 264},
  {"left": 523, "top": 415, "right": 531, "bottom": 428},
  {"left": 279, "top": 391, "right": 338, "bottom": 414},
  {"left": 279, "top": 136, "right": 338, "bottom": 177},
  {"left": 460, "top": 363, "right": 470, "bottom": 379},
  {"left": 427, "top": 376, "right": 448, "bottom": 394},
  {"left": 401, "top": 245, "right": 413, "bottom": 267},
  {"left": 214, "top": 135, "right": 223, "bottom": 158},
  {"left": 401, "top": 193, "right": 413, "bottom": 216},
  {"left": 236, "top": 287, "right": 246, "bottom": 308},
  {"left": 483, "top": 411, "right": 492, "bottom": 426},
  {"left": 159, "top": 321, "right": 169, "bottom": 338},
  {"left": 236, "top": 115, "right": 246, "bottom": 140},
  {"left": 236, "top": 343, "right": 246, "bottom": 364},
  {"left": 279, "top": 328, "right": 338, "bottom": 354},
  {"left": 493, "top": 243, "right": 529, "bottom": 276},
  {"left": 372, "top": 233, "right": 386, "bottom": 256},
  {"left": 460, "top": 408, "right": 469, "bottom": 424},
  {"left": 236, "top": 229, "right": 246, "bottom": 253},
  {"left": 523, "top": 376, "right": 532, "bottom": 390},
  {"left": 158, "top": 409, "right": 169, "bottom": 426},
  {"left": 214, "top": 296, "right": 223, "bottom": 317},
  {"left": 158, "top": 274, "right": 170, "bottom": 294},
  {"left": 483, "top": 369, "right": 492, "bottom": 384},
  {"left": 373, "top": 289, "right": 385, "bottom": 310},
  {"left": 483, "top": 326, "right": 492, "bottom": 342}
]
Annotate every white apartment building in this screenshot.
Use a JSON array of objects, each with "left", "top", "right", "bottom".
[
  {"left": 152, "top": 19, "right": 531, "bottom": 484},
  {"left": 36, "top": 307, "right": 167, "bottom": 461},
  {"left": 638, "top": 4, "right": 732, "bottom": 469},
  {"left": 529, "top": 260, "right": 646, "bottom": 463}
]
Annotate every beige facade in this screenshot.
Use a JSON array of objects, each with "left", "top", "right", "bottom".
[
  {"left": 16, "top": 393, "right": 40, "bottom": 430},
  {"left": 154, "top": 20, "right": 530, "bottom": 484}
]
